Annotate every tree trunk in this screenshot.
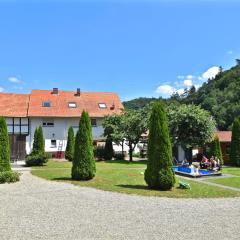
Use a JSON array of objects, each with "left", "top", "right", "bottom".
[
  {"left": 121, "top": 140, "right": 124, "bottom": 156},
  {"left": 129, "top": 143, "right": 133, "bottom": 162}
]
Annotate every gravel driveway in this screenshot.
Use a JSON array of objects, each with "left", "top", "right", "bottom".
[{"left": 0, "top": 169, "right": 240, "bottom": 240}]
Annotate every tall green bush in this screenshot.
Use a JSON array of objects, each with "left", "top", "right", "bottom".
[
  {"left": 32, "top": 127, "right": 45, "bottom": 154},
  {"left": 230, "top": 117, "right": 240, "bottom": 166},
  {"left": 27, "top": 126, "right": 48, "bottom": 166},
  {"left": 104, "top": 137, "right": 114, "bottom": 160},
  {"left": 144, "top": 102, "right": 175, "bottom": 190},
  {"left": 38, "top": 126, "right": 45, "bottom": 153},
  {"left": 0, "top": 117, "right": 11, "bottom": 172},
  {"left": 210, "top": 136, "right": 223, "bottom": 165},
  {"left": 32, "top": 127, "right": 39, "bottom": 154},
  {"left": 65, "top": 127, "right": 75, "bottom": 161},
  {"left": 72, "top": 111, "right": 96, "bottom": 180}
]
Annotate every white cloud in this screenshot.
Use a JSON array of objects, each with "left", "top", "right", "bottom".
[
  {"left": 227, "top": 50, "right": 233, "bottom": 55},
  {"left": 177, "top": 75, "right": 184, "bottom": 79},
  {"left": 186, "top": 75, "right": 194, "bottom": 79},
  {"left": 156, "top": 85, "right": 176, "bottom": 95},
  {"left": 194, "top": 85, "right": 201, "bottom": 90},
  {"left": 8, "top": 77, "right": 22, "bottom": 84},
  {"left": 201, "top": 66, "right": 220, "bottom": 80},
  {"left": 176, "top": 88, "right": 185, "bottom": 95},
  {"left": 183, "top": 79, "right": 193, "bottom": 87},
  {"left": 0, "top": 87, "right": 4, "bottom": 92}
]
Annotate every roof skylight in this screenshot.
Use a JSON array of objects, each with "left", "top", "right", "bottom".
[
  {"left": 68, "top": 102, "right": 77, "bottom": 108},
  {"left": 98, "top": 103, "right": 107, "bottom": 109}
]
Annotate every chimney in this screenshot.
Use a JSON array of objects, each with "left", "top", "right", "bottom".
[
  {"left": 110, "top": 103, "right": 115, "bottom": 110},
  {"left": 75, "top": 88, "right": 81, "bottom": 97},
  {"left": 52, "top": 88, "right": 58, "bottom": 95}
]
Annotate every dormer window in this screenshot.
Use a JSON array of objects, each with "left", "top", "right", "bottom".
[
  {"left": 42, "top": 101, "right": 51, "bottom": 107},
  {"left": 98, "top": 103, "right": 107, "bottom": 109},
  {"left": 68, "top": 102, "right": 77, "bottom": 108}
]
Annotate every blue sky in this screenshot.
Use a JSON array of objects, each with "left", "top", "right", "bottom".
[{"left": 0, "top": 0, "right": 239, "bottom": 101}]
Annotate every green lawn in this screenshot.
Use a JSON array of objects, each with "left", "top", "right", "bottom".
[
  {"left": 204, "top": 167, "right": 240, "bottom": 189},
  {"left": 206, "top": 177, "right": 240, "bottom": 189},
  {"left": 222, "top": 167, "right": 240, "bottom": 176},
  {"left": 31, "top": 160, "right": 240, "bottom": 198}
]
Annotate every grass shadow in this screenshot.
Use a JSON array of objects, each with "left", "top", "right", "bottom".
[
  {"left": 53, "top": 177, "right": 73, "bottom": 181},
  {"left": 116, "top": 184, "right": 149, "bottom": 191},
  {"left": 117, "top": 184, "right": 174, "bottom": 192}
]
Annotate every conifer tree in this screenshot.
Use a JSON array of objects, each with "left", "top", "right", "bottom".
[
  {"left": 72, "top": 111, "right": 96, "bottom": 180},
  {"left": 65, "top": 127, "right": 75, "bottom": 161},
  {"left": 32, "top": 127, "right": 39, "bottom": 154},
  {"left": 32, "top": 127, "right": 45, "bottom": 154},
  {"left": 230, "top": 117, "right": 240, "bottom": 166},
  {"left": 104, "top": 137, "right": 114, "bottom": 160},
  {"left": 210, "top": 136, "right": 223, "bottom": 165},
  {"left": 38, "top": 126, "right": 45, "bottom": 153},
  {"left": 144, "top": 102, "right": 175, "bottom": 190},
  {"left": 0, "top": 117, "right": 11, "bottom": 172}
]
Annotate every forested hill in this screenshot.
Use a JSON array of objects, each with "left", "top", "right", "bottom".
[
  {"left": 183, "top": 64, "right": 240, "bottom": 130},
  {"left": 123, "top": 63, "right": 240, "bottom": 130},
  {"left": 123, "top": 97, "right": 159, "bottom": 110}
]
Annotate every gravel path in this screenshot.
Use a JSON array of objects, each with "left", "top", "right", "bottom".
[{"left": 0, "top": 170, "right": 240, "bottom": 240}]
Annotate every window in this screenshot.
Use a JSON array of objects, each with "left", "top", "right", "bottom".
[
  {"left": 98, "top": 103, "right": 107, "bottom": 109},
  {"left": 42, "top": 120, "right": 54, "bottom": 127},
  {"left": 51, "top": 140, "right": 57, "bottom": 148},
  {"left": 91, "top": 119, "right": 97, "bottom": 127},
  {"left": 42, "top": 101, "right": 51, "bottom": 107},
  {"left": 68, "top": 102, "right": 77, "bottom": 108}
]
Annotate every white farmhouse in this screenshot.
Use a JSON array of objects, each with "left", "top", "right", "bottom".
[{"left": 0, "top": 88, "right": 123, "bottom": 160}]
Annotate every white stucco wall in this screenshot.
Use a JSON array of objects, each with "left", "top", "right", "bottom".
[{"left": 27, "top": 117, "right": 104, "bottom": 154}]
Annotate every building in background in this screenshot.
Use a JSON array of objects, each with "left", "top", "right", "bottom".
[{"left": 0, "top": 88, "right": 123, "bottom": 160}]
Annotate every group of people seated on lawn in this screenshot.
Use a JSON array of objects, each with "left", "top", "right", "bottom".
[{"left": 200, "top": 155, "right": 221, "bottom": 171}]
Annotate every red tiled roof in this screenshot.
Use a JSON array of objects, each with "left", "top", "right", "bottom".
[
  {"left": 28, "top": 90, "right": 123, "bottom": 117},
  {"left": 215, "top": 131, "right": 232, "bottom": 142},
  {"left": 0, "top": 93, "right": 30, "bottom": 117}
]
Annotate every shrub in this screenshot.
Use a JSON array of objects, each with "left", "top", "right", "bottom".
[
  {"left": 26, "top": 153, "right": 50, "bottom": 166},
  {"left": 114, "top": 153, "right": 125, "bottom": 160},
  {"left": 65, "top": 127, "right": 75, "bottom": 161},
  {"left": 72, "top": 111, "right": 96, "bottom": 180},
  {"left": 132, "top": 152, "right": 141, "bottom": 158},
  {"left": 144, "top": 101, "right": 175, "bottom": 190},
  {"left": 0, "top": 117, "right": 11, "bottom": 172},
  {"left": 230, "top": 117, "right": 240, "bottom": 166},
  {"left": 94, "top": 146, "right": 105, "bottom": 160},
  {"left": 104, "top": 137, "right": 114, "bottom": 160},
  {"left": 0, "top": 171, "right": 20, "bottom": 184}
]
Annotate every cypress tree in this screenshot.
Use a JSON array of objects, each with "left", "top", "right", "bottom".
[
  {"left": 104, "top": 136, "right": 114, "bottom": 160},
  {"left": 230, "top": 117, "right": 240, "bottom": 166},
  {"left": 210, "top": 136, "right": 223, "bottom": 165},
  {"left": 0, "top": 117, "right": 11, "bottom": 172},
  {"left": 72, "top": 111, "right": 96, "bottom": 180},
  {"left": 32, "top": 127, "right": 39, "bottom": 154},
  {"left": 32, "top": 127, "right": 45, "bottom": 154},
  {"left": 38, "top": 126, "right": 45, "bottom": 153},
  {"left": 65, "top": 127, "right": 75, "bottom": 161},
  {"left": 144, "top": 102, "right": 175, "bottom": 190}
]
